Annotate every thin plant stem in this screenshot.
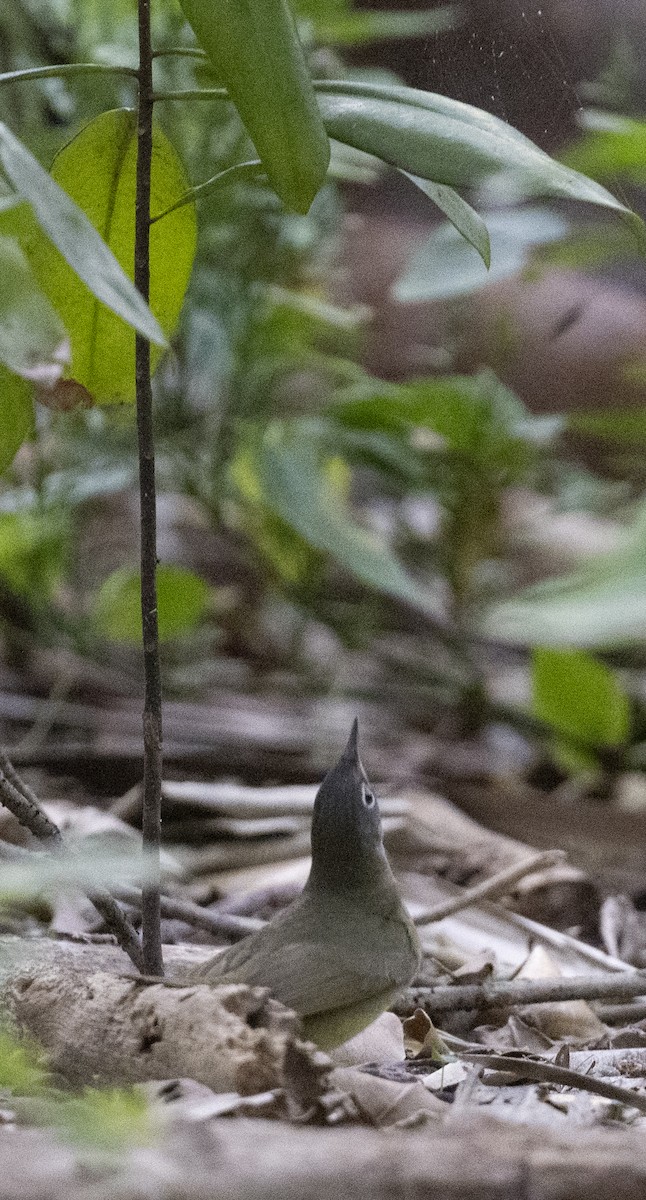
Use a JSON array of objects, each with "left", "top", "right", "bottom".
[
  {"left": 135, "top": 0, "right": 163, "bottom": 976},
  {"left": 152, "top": 87, "right": 228, "bottom": 102},
  {"left": 151, "top": 47, "right": 207, "bottom": 59},
  {"left": 0, "top": 63, "right": 138, "bottom": 88},
  {"left": 150, "top": 159, "right": 263, "bottom": 224}
]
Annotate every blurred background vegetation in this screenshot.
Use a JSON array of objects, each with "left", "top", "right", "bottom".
[{"left": 1, "top": 0, "right": 646, "bottom": 814}]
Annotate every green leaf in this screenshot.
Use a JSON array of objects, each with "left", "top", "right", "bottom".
[
  {"left": 312, "top": 6, "right": 458, "bottom": 46},
  {"left": 0, "top": 122, "right": 166, "bottom": 347},
  {"left": 315, "top": 81, "right": 645, "bottom": 244},
  {"left": 402, "top": 172, "right": 490, "bottom": 267},
  {"left": 93, "top": 564, "right": 209, "bottom": 642},
  {"left": 0, "top": 364, "right": 34, "bottom": 476},
  {"left": 2, "top": 111, "right": 196, "bottom": 404},
  {"left": 0, "top": 236, "right": 68, "bottom": 384},
  {"left": 177, "top": 0, "right": 330, "bottom": 213},
  {"left": 55, "top": 1088, "right": 155, "bottom": 1152},
  {"left": 569, "top": 407, "right": 646, "bottom": 447},
  {"left": 393, "top": 207, "right": 568, "bottom": 302},
  {"left": 480, "top": 507, "right": 646, "bottom": 648},
  {"left": 0, "top": 1026, "right": 49, "bottom": 1097},
  {"left": 335, "top": 371, "right": 532, "bottom": 481},
  {"left": 560, "top": 111, "right": 646, "bottom": 186},
  {"left": 0, "top": 508, "right": 66, "bottom": 598},
  {"left": 247, "top": 427, "right": 447, "bottom": 619},
  {"left": 533, "top": 647, "right": 630, "bottom": 750}
]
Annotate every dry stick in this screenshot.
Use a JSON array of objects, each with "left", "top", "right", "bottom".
[
  {"left": 135, "top": 0, "right": 163, "bottom": 976},
  {"left": 413, "top": 849, "right": 567, "bottom": 926},
  {"left": 397, "top": 972, "right": 646, "bottom": 1017},
  {"left": 460, "top": 1051, "right": 646, "bottom": 1117},
  {"left": 0, "top": 756, "right": 143, "bottom": 970},
  {"left": 112, "top": 884, "right": 263, "bottom": 939}
]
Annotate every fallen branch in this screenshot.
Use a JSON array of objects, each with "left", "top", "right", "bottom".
[
  {"left": 3, "top": 1109, "right": 646, "bottom": 1200},
  {"left": 0, "top": 750, "right": 143, "bottom": 970},
  {"left": 413, "top": 849, "right": 567, "bottom": 925},
  {"left": 0, "top": 937, "right": 305, "bottom": 1093},
  {"left": 461, "top": 1051, "right": 646, "bottom": 1116},
  {"left": 397, "top": 972, "right": 646, "bottom": 1016}
]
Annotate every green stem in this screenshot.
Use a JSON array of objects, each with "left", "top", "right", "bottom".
[
  {"left": 151, "top": 47, "right": 207, "bottom": 60},
  {"left": 135, "top": 0, "right": 164, "bottom": 977},
  {"left": 152, "top": 87, "right": 228, "bottom": 102},
  {"left": 0, "top": 63, "right": 138, "bottom": 87},
  {"left": 151, "top": 87, "right": 229, "bottom": 102},
  {"left": 150, "top": 159, "right": 263, "bottom": 224}
]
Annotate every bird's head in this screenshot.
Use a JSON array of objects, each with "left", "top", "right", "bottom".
[{"left": 308, "top": 719, "right": 387, "bottom": 892}]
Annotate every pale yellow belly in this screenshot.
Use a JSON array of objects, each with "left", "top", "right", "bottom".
[{"left": 301, "top": 988, "right": 398, "bottom": 1050}]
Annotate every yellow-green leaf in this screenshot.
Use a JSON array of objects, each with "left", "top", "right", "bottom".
[
  {"left": 93, "top": 564, "right": 209, "bottom": 642},
  {"left": 4, "top": 110, "right": 196, "bottom": 404},
  {"left": 0, "top": 236, "right": 68, "bottom": 385},
  {"left": 0, "top": 364, "right": 34, "bottom": 476},
  {"left": 533, "top": 647, "right": 631, "bottom": 747}
]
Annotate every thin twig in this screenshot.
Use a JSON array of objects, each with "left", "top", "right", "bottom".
[
  {"left": 0, "top": 755, "right": 62, "bottom": 845},
  {"left": 112, "top": 885, "right": 263, "bottom": 940},
  {"left": 0, "top": 752, "right": 143, "bottom": 971},
  {"left": 397, "top": 972, "right": 646, "bottom": 1016},
  {"left": 135, "top": 0, "right": 163, "bottom": 976},
  {"left": 460, "top": 1051, "right": 646, "bottom": 1116},
  {"left": 413, "top": 850, "right": 567, "bottom": 926}
]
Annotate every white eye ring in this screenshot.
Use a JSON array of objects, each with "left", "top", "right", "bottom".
[{"left": 362, "top": 785, "right": 375, "bottom": 807}]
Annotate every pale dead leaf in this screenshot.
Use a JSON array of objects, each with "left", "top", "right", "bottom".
[
  {"left": 328, "top": 1012, "right": 405, "bottom": 1067},
  {"left": 516, "top": 945, "right": 607, "bottom": 1041},
  {"left": 330, "top": 1066, "right": 445, "bottom": 1127}
]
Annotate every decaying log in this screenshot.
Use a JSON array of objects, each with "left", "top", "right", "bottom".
[
  {"left": 3, "top": 1111, "right": 646, "bottom": 1200},
  {"left": 0, "top": 938, "right": 308, "bottom": 1094}
]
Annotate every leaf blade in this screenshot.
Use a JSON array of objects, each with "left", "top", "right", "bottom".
[
  {"left": 0, "top": 122, "right": 166, "bottom": 346},
  {"left": 178, "top": 0, "right": 329, "bottom": 213}
]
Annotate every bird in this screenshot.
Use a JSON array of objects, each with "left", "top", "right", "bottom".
[{"left": 186, "top": 720, "right": 421, "bottom": 1049}]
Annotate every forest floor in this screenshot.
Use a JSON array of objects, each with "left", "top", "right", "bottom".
[{"left": 3, "top": 650, "right": 646, "bottom": 1199}]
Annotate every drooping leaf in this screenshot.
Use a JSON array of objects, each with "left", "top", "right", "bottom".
[
  {"left": 178, "top": 0, "right": 329, "bottom": 213},
  {"left": 315, "top": 81, "right": 645, "bottom": 245},
  {"left": 533, "top": 647, "right": 630, "bottom": 751},
  {"left": 0, "top": 847, "right": 155, "bottom": 903},
  {"left": 480, "top": 507, "right": 646, "bottom": 648},
  {"left": 0, "top": 235, "right": 68, "bottom": 385},
  {"left": 2, "top": 110, "right": 196, "bottom": 404},
  {"left": 402, "top": 172, "right": 490, "bottom": 267},
  {"left": 393, "top": 208, "right": 568, "bottom": 302},
  {"left": 93, "top": 564, "right": 210, "bottom": 642},
  {"left": 0, "top": 364, "right": 34, "bottom": 476},
  {"left": 0, "top": 122, "right": 166, "bottom": 347},
  {"left": 245, "top": 426, "right": 447, "bottom": 620}
]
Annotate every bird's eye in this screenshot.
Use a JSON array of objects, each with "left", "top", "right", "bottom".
[{"left": 362, "top": 785, "right": 375, "bottom": 807}]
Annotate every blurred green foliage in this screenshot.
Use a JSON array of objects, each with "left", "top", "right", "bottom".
[
  {"left": 532, "top": 647, "right": 631, "bottom": 773},
  {"left": 0, "top": 1, "right": 645, "bottom": 782}
]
